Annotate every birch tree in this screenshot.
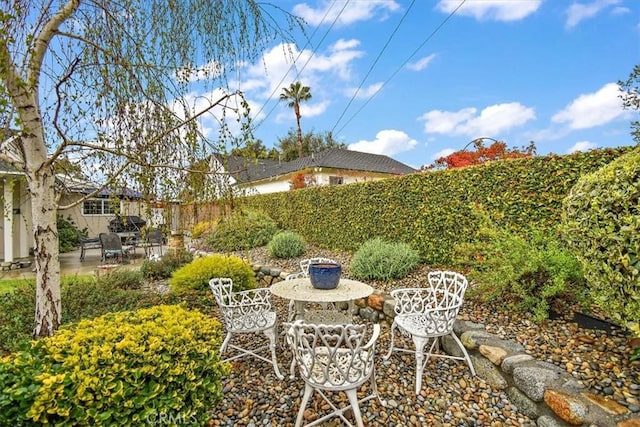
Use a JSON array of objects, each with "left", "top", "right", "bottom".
[{"left": 0, "top": 0, "right": 299, "bottom": 337}]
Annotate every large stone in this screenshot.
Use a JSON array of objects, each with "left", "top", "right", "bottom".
[
  {"left": 502, "top": 354, "right": 535, "bottom": 374},
  {"left": 453, "top": 319, "right": 485, "bottom": 336},
  {"left": 460, "top": 330, "right": 498, "bottom": 349},
  {"left": 536, "top": 415, "right": 566, "bottom": 427},
  {"left": 383, "top": 298, "right": 396, "bottom": 319},
  {"left": 582, "top": 392, "right": 629, "bottom": 415},
  {"left": 506, "top": 386, "right": 541, "bottom": 420},
  {"left": 513, "top": 365, "right": 563, "bottom": 402},
  {"left": 479, "top": 344, "right": 508, "bottom": 365},
  {"left": 617, "top": 419, "right": 640, "bottom": 427},
  {"left": 367, "top": 293, "right": 385, "bottom": 311},
  {"left": 471, "top": 355, "right": 508, "bottom": 390},
  {"left": 544, "top": 389, "right": 588, "bottom": 425}
]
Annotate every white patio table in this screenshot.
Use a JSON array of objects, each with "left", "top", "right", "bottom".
[{"left": 270, "top": 277, "right": 373, "bottom": 323}]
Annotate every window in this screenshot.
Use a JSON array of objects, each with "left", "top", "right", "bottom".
[
  {"left": 83, "top": 199, "right": 117, "bottom": 216},
  {"left": 329, "top": 176, "right": 344, "bottom": 185}
]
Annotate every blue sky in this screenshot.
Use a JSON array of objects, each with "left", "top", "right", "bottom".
[{"left": 199, "top": 0, "right": 639, "bottom": 169}]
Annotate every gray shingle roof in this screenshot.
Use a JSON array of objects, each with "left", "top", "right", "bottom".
[
  {"left": 218, "top": 148, "right": 417, "bottom": 183},
  {"left": 0, "top": 159, "right": 21, "bottom": 174}
]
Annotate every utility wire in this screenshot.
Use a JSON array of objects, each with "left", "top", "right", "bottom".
[
  {"left": 333, "top": 0, "right": 467, "bottom": 136},
  {"left": 331, "top": 0, "right": 417, "bottom": 135},
  {"left": 250, "top": 0, "right": 350, "bottom": 133}
]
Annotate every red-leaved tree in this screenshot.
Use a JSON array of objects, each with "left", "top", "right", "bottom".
[{"left": 423, "top": 139, "right": 537, "bottom": 170}]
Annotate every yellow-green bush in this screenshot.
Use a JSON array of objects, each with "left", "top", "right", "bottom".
[
  {"left": 0, "top": 305, "right": 229, "bottom": 425},
  {"left": 169, "top": 254, "right": 256, "bottom": 292},
  {"left": 191, "top": 220, "right": 217, "bottom": 240},
  {"left": 561, "top": 145, "right": 640, "bottom": 335}
]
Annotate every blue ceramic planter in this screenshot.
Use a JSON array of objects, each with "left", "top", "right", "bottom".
[{"left": 309, "top": 262, "right": 342, "bottom": 289}]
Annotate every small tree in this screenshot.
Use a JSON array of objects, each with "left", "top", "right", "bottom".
[
  {"left": 0, "top": 1, "right": 300, "bottom": 337},
  {"left": 423, "top": 139, "right": 536, "bottom": 170},
  {"left": 276, "top": 129, "right": 347, "bottom": 161},
  {"left": 618, "top": 64, "right": 640, "bottom": 144},
  {"left": 279, "top": 81, "right": 312, "bottom": 158}
]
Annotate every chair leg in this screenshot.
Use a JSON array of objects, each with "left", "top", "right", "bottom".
[
  {"left": 295, "top": 384, "right": 314, "bottom": 427},
  {"left": 411, "top": 335, "right": 428, "bottom": 395},
  {"left": 345, "top": 388, "right": 364, "bottom": 427},
  {"left": 220, "top": 331, "right": 232, "bottom": 355},
  {"left": 449, "top": 332, "right": 476, "bottom": 376},
  {"left": 383, "top": 321, "right": 397, "bottom": 360},
  {"left": 264, "top": 327, "right": 284, "bottom": 380}
]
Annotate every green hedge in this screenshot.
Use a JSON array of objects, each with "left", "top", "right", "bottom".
[
  {"left": 239, "top": 147, "right": 630, "bottom": 265},
  {"left": 561, "top": 145, "right": 640, "bottom": 334},
  {"left": 0, "top": 305, "right": 228, "bottom": 425}
]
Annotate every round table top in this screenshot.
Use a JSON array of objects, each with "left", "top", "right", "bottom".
[{"left": 270, "top": 278, "right": 373, "bottom": 303}]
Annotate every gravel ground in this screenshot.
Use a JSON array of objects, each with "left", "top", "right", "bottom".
[{"left": 205, "top": 246, "right": 639, "bottom": 426}]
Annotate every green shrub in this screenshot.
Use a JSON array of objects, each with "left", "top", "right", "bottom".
[
  {"left": 349, "top": 238, "right": 420, "bottom": 281},
  {"left": 0, "top": 305, "right": 229, "bottom": 425},
  {"left": 561, "top": 146, "right": 640, "bottom": 335},
  {"left": 169, "top": 254, "right": 256, "bottom": 293},
  {"left": 205, "top": 209, "right": 277, "bottom": 251},
  {"left": 140, "top": 249, "right": 194, "bottom": 280},
  {"left": 268, "top": 231, "right": 306, "bottom": 258},
  {"left": 191, "top": 220, "right": 217, "bottom": 239},
  {"left": 0, "top": 276, "right": 163, "bottom": 356},
  {"left": 97, "top": 267, "right": 143, "bottom": 290},
  {"left": 57, "top": 215, "right": 82, "bottom": 253},
  {"left": 454, "top": 207, "right": 585, "bottom": 322}
]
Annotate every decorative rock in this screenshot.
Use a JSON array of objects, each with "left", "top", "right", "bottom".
[
  {"left": 513, "top": 365, "right": 563, "bottom": 402},
  {"left": 544, "top": 389, "right": 588, "bottom": 425},
  {"left": 460, "top": 330, "right": 499, "bottom": 349},
  {"left": 582, "top": 392, "right": 629, "bottom": 415},
  {"left": 502, "top": 354, "right": 535, "bottom": 374},
  {"left": 617, "top": 419, "right": 640, "bottom": 427},
  {"left": 472, "top": 355, "right": 508, "bottom": 390},
  {"left": 506, "top": 387, "right": 540, "bottom": 420},
  {"left": 367, "top": 293, "right": 385, "bottom": 311},
  {"left": 479, "top": 345, "right": 508, "bottom": 365},
  {"left": 537, "top": 415, "right": 566, "bottom": 427},
  {"left": 382, "top": 298, "right": 396, "bottom": 318}
]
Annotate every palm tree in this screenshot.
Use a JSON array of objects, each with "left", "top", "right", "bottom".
[{"left": 279, "top": 81, "right": 312, "bottom": 159}]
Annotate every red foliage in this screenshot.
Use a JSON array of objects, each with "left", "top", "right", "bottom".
[
  {"left": 424, "top": 140, "right": 537, "bottom": 170},
  {"left": 289, "top": 173, "right": 316, "bottom": 190}
]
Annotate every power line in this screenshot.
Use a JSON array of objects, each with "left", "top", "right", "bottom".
[
  {"left": 331, "top": 0, "right": 417, "bottom": 135},
  {"left": 333, "top": 0, "right": 467, "bottom": 137},
  {"left": 250, "top": 0, "right": 350, "bottom": 133}
]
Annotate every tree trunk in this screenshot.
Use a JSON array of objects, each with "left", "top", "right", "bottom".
[
  {"left": 294, "top": 103, "right": 303, "bottom": 159},
  {"left": 20, "top": 109, "right": 62, "bottom": 338},
  {"left": 25, "top": 140, "right": 62, "bottom": 338}
]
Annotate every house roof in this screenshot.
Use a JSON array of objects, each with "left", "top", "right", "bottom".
[
  {"left": 217, "top": 148, "right": 417, "bottom": 184},
  {"left": 0, "top": 159, "right": 21, "bottom": 174},
  {"left": 56, "top": 174, "right": 144, "bottom": 199}
]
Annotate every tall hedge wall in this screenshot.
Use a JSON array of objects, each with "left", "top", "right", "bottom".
[{"left": 237, "top": 147, "right": 631, "bottom": 265}]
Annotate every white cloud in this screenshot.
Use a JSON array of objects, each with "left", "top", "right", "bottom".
[
  {"left": 436, "top": 0, "right": 541, "bottom": 21},
  {"left": 293, "top": 0, "right": 400, "bottom": 27},
  {"left": 568, "top": 141, "right": 598, "bottom": 153},
  {"left": 552, "top": 83, "right": 624, "bottom": 129},
  {"left": 433, "top": 148, "right": 455, "bottom": 160},
  {"left": 345, "top": 82, "right": 383, "bottom": 99},
  {"left": 275, "top": 100, "right": 331, "bottom": 123},
  {"left": 419, "top": 103, "right": 536, "bottom": 137},
  {"left": 566, "top": 0, "right": 621, "bottom": 29},
  {"left": 407, "top": 54, "right": 437, "bottom": 72},
  {"left": 241, "top": 41, "right": 365, "bottom": 100},
  {"left": 348, "top": 129, "right": 418, "bottom": 156}
]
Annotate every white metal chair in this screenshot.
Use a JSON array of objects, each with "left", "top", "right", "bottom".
[
  {"left": 384, "top": 270, "right": 475, "bottom": 394},
  {"left": 286, "top": 320, "right": 384, "bottom": 427},
  {"left": 209, "top": 277, "right": 284, "bottom": 380}
]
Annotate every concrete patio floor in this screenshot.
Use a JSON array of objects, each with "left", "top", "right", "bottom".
[{"left": 0, "top": 245, "right": 166, "bottom": 281}]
